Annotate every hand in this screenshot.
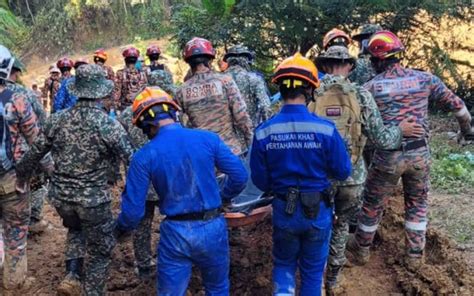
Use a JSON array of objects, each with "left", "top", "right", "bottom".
[{"left": 399, "top": 117, "right": 424, "bottom": 138}]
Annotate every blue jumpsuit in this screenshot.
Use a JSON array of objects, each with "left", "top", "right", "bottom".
[
  {"left": 117, "top": 123, "right": 247, "bottom": 296},
  {"left": 250, "top": 104, "right": 351, "bottom": 296},
  {"left": 53, "top": 77, "right": 77, "bottom": 112}
]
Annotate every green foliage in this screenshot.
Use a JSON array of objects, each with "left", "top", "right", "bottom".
[
  {"left": 0, "top": 2, "right": 25, "bottom": 49},
  {"left": 430, "top": 134, "right": 474, "bottom": 194}
]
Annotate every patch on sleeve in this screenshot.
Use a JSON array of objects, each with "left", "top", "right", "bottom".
[{"left": 326, "top": 107, "right": 341, "bottom": 117}]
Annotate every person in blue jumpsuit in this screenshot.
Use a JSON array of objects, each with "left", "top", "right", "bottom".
[
  {"left": 53, "top": 59, "right": 88, "bottom": 112},
  {"left": 250, "top": 53, "right": 351, "bottom": 296},
  {"left": 115, "top": 86, "right": 248, "bottom": 296}
]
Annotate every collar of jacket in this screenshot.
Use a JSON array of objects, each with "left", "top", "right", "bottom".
[{"left": 280, "top": 104, "right": 309, "bottom": 114}]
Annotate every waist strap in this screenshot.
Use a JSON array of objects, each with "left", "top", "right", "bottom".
[
  {"left": 388, "top": 139, "right": 427, "bottom": 152},
  {"left": 166, "top": 208, "right": 221, "bottom": 221},
  {"left": 275, "top": 192, "right": 321, "bottom": 201}
]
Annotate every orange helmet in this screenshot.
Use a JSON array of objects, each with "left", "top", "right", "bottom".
[
  {"left": 132, "top": 86, "right": 181, "bottom": 126},
  {"left": 368, "top": 30, "right": 405, "bottom": 59},
  {"left": 323, "top": 28, "right": 351, "bottom": 50},
  {"left": 93, "top": 49, "right": 108, "bottom": 61},
  {"left": 272, "top": 53, "right": 319, "bottom": 88}
]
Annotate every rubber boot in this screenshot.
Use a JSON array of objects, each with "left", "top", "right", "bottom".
[
  {"left": 345, "top": 235, "right": 370, "bottom": 266},
  {"left": 57, "top": 258, "right": 83, "bottom": 296}
]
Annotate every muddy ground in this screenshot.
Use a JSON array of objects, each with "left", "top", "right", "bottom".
[{"left": 4, "top": 183, "right": 470, "bottom": 296}]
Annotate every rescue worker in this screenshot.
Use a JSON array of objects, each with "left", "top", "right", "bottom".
[
  {"left": 53, "top": 58, "right": 89, "bottom": 112},
  {"left": 175, "top": 37, "right": 253, "bottom": 156},
  {"left": 6, "top": 56, "right": 52, "bottom": 234},
  {"left": 41, "top": 65, "right": 61, "bottom": 110},
  {"left": 116, "top": 86, "right": 247, "bottom": 295},
  {"left": 148, "top": 69, "right": 176, "bottom": 97},
  {"left": 250, "top": 53, "right": 352, "bottom": 295},
  {"left": 93, "top": 49, "right": 115, "bottom": 112},
  {"left": 114, "top": 46, "right": 148, "bottom": 111},
  {"left": 51, "top": 57, "right": 75, "bottom": 112},
  {"left": 349, "top": 24, "right": 384, "bottom": 167},
  {"left": 224, "top": 44, "right": 272, "bottom": 126},
  {"left": 347, "top": 31, "right": 474, "bottom": 271},
  {"left": 322, "top": 28, "right": 352, "bottom": 51},
  {"left": 31, "top": 84, "right": 42, "bottom": 99},
  {"left": 0, "top": 45, "right": 40, "bottom": 294},
  {"left": 348, "top": 24, "right": 383, "bottom": 85},
  {"left": 144, "top": 45, "right": 172, "bottom": 77},
  {"left": 16, "top": 64, "right": 135, "bottom": 295},
  {"left": 310, "top": 46, "right": 423, "bottom": 293}
]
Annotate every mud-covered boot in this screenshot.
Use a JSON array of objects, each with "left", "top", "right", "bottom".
[
  {"left": 29, "top": 219, "right": 48, "bottom": 234},
  {"left": 404, "top": 255, "right": 424, "bottom": 272},
  {"left": 57, "top": 258, "right": 83, "bottom": 296},
  {"left": 324, "top": 274, "right": 344, "bottom": 296},
  {"left": 345, "top": 235, "right": 370, "bottom": 266}
]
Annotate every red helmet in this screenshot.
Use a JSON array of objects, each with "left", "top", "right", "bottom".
[
  {"left": 93, "top": 49, "right": 108, "bottom": 61},
  {"left": 183, "top": 37, "right": 216, "bottom": 62},
  {"left": 122, "top": 47, "right": 140, "bottom": 58},
  {"left": 74, "top": 58, "right": 88, "bottom": 69},
  {"left": 146, "top": 45, "right": 161, "bottom": 57},
  {"left": 323, "top": 28, "right": 351, "bottom": 50},
  {"left": 368, "top": 30, "right": 405, "bottom": 59},
  {"left": 57, "top": 57, "right": 74, "bottom": 69}
]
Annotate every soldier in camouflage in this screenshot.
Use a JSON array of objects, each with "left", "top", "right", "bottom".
[
  {"left": 118, "top": 87, "right": 162, "bottom": 280},
  {"left": 114, "top": 47, "right": 148, "bottom": 111},
  {"left": 41, "top": 65, "right": 61, "bottom": 111},
  {"left": 93, "top": 49, "right": 116, "bottom": 112},
  {"left": 6, "top": 58, "right": 52, "bottom": 234},
  {"left": 0, "top": 45, "right": 40, "bottom": 294},
  {"left": 147, "top": 69, "right": 176, "bottom": 97},
  {"left": 16, "top": 64, "right": 135, "bottom": 295},
  {"left": 310, "top": 46, "right": 423, "bottom": 293},
  {"left": 176, "top": 38, "right": 253, "bottom": 156},
  {"left": 347, "top": 31, "right": 474, "bottom": 271},
  {"left": 348, "top": 24, "right": 383, "bottom": 86},
  {"left": 224, "top": 45, "right": 272, "bottom": 126}
]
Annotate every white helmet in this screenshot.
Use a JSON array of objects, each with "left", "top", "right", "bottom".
[{"left": 0, "top": 45, "right": 14, "bottom": 81}]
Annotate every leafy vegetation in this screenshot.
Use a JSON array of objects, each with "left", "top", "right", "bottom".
[{"left": 430, "top": 132, "right": 474, "bottom": 194}]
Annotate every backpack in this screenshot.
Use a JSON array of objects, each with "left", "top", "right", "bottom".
[
  {"left": 309, "top": 82, "right": 366, "bottom": 164},
  {"left": 0, "top": 89, "right": 14, "bottom": 175}
]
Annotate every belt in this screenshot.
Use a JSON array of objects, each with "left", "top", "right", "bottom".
[
  {"left": 388, "top": 139, "right": 427, "bottom": 152},
  {"left": 166, "top": 208, "right": 221, "bottom": 221},
  {"left": 275, "top": 192, "right": 320, "bottom": 201}
]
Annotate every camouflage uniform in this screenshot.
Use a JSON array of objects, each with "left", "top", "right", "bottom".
[
  {"left": 118, "top": 107, "right": 158, "bottom": 277},
  {"left": 224, "top": 57, "right": 272, "bottom": 126},
  {"left": 6, "top": 82, "right": 50, "bottom": 224},
  {"left": 144, "top": 62, "right": 173, "bottom": 79},
  {"left": 97, "top": 63, "right": 115, "bottom": 112},
  {"left": 16, "top": 65, "right": 135, "bottom": 295},
  {"left": 349, "top": 24, "right": 383, "bottom": 165},
  {"left": 147, "top": 69, "right": 176, "bottom": 97},
  {"left": 313, "top": 73, "right": 403, "bottom": 287},
  {"left": 41, "top": 76, "right": 61, "bottom": 110},
  {"left": 355, "top": 64, "right": 472, "bottom": 258},
  {"left": 0, "top": 86, "right": 39, "bottom": 291},
  {"left": 114, "top": 67, "right": 148, "bottom": 111},
  {"left": 175, "top": 69, "right": 253, "bottom": 155}
]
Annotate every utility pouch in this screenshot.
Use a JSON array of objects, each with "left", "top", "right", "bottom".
[
  {"left": 300, "top": 192, "right": 321, "bottom": 219},
  {"left": 323, "top": 186, "right": 337, "bottom": 208},
  {"left": 285, "top": 187, "right": 299, "bottom": 215}
]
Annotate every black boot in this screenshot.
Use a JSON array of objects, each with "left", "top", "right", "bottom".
[{"left": 57, "top": 258, "right": 83, "bottom": 296}]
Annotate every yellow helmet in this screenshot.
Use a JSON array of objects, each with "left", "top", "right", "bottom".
[{"left": 272, "top": 53, "right": 319, "bottom": 88}]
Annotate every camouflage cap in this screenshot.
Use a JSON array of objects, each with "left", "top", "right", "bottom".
[
  {"left": 317, "top": 46, "right": 355, "bottom": 62},
  {"left": 353, "top": 24, "right": 383, "bottom": 41},
  {"left": 148, "top": 70, "right": 176, "bottom": 96},
  {"left": 224, "top": 44, "right": 255, "bottom": 62},
  {"left": 67, "top": 64, "right": 114, "bottom": 99}
]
